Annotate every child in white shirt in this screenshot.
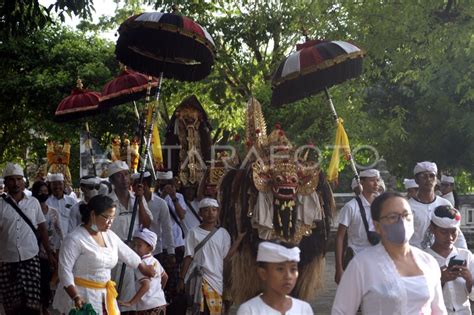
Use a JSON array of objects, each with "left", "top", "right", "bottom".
[
  {"left": 120, "top": 227, "right": 168, "bottom": 315},
  {"left": 236, "top": 241, "right": 313, "bottom": 315}
]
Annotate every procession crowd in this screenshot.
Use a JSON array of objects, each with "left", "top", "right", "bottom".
[{"left": 0, "top": 159, "right": 470, "bottom": 315}]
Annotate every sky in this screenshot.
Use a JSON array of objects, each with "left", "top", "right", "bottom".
[{"left": 38, "top": 0, "right": 123, "bottom": 41}]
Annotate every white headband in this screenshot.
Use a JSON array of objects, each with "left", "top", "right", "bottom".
[
  {"left": 131, "top": 171, "right": 151, "bottom": 181},
  {"left": 257, "top": 242, "right": 300, "bottom": 263},
  {"left": 133, "top": 227, "right": 158, "bottom": 250},
  {"left": 2, "top": 163, "right": 24, "bottom": 178},
  {"left": 431, "top": 210, "right": 461, "bottom": 229},
  {"left": 198, "top": 198, "right": 219, "bottom": 209},
  {"left": 107, "top": 161, "right": 129, "bottom": 177},
  {"left": 156, "top": 171, "right": 173, "bottom": 180},
  {"left": 47, "top": 173, "right": 64, "bottom": 182},
  {"left": 80, "top": 177, "right": 101, "bottom": 185},
  {"left": 403, "top": 178, "right": 418, "bottom": 189},
  {"left": 414, "top": 161, "right": 438, "bottom": 175},
  {"left": 440, "top": 175, "right": 455, "bottom": 184},
  {"left": 359, "top": 169, "right": 380, "bottom": 178}
]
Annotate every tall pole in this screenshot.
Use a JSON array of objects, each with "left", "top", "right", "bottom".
[{"left": 117, "top": 73, "right": 163, "bottom": 296}]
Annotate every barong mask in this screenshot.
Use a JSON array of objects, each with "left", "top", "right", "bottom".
[{"left": 251, "top": 125, "right": 319, "bottom": 239}]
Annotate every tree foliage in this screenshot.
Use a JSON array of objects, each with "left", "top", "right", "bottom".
[{"left": 1, "top": 0, "right": 473, "bottom": 191}]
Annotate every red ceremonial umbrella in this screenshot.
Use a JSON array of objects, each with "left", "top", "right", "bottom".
[
  {"left": 55, "top": 79, "right": 101, "bottom": 176},
  {"left": 99, "top": 68, "right": 159, "bottom": 110},
  {"left": 271, "top": 39, "right": 365, "bottom": 184},
  {"left": 54, "top": 79, "right": 100, "bottom": 122}
]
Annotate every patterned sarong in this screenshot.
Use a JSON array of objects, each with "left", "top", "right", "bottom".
[
  {"left": 137, "top": 305, "right": 166, "bottom": 315},
  {"left": 199, "top": 279, "right": 222, "bottom": 315},
  {"left": 0, "top": 256, "right": 42, "bottom": 313}
]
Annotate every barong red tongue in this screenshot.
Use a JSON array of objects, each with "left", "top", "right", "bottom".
[{"left": 256, "top": 242, "right": 300, "bottom": 263}]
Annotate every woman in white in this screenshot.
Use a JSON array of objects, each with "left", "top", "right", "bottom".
[
  {"left": 425, "top": 205, "right": 474, "bottom": 314},
  {"left": 53, "top": 195, "right": 155, "bottom": 315},
  {"left": 332, "top": 192, "right": 447, "bottom": 315}
]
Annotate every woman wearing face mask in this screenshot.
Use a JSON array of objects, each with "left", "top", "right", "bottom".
[
  {"left": 32, "top": 180, "right": 62, "bottom": 315},
  {"left": 332, "top": 192, "right": 447, "bottom": 314},
  {"left": 52, "top": 195, "right": 156, "bottom": 315}
]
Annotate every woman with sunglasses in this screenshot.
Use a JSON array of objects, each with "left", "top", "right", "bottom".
[
  {"left": 332, "top": 192, "right": 447, "bottom": 314},
  {"left": 53, "top": 195, "right": 155, "bottom": 315}
]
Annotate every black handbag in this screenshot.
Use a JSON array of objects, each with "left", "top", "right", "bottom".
[{"left": 356, "top": 197, "right": 380, "bottom": 245}]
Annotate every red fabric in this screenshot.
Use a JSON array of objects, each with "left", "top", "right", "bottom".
[
  {"left": 182, "top": 16, "right": 205, "bottom": 38},
  {"left": 56, "top": 89, "right": 100, "bottom": 114},
  {"left": 296, "top": 39, "right": 326, "bottom": 51},
  {"left": 101, "top": 69, "right": 151, "bottom": 95},
  {"left": 299, "top": 46, "right": 324, "bottom": 70}
]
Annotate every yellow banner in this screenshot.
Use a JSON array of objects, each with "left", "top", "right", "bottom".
[{"left": 327, "top": 118, "right": 351, "bottom": 183}]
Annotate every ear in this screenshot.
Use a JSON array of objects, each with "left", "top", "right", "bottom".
[
  {"left": 374, "top": 221, "right": 383, "bottom": 235},
  {"left": 256, "top": 266, "right": 267, "bottom": 282}
]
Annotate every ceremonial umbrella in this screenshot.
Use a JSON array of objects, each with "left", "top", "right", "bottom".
[
  {"left": 99, "top": 68, "right": 159, "bottom": 110},
  {"left": 54, "top": 79, "right": 101, "bottom": 122},
  {"left": 113, "top": 10, "right": 216, "bottom": 295},
  {"left": 271, "top": 39, "right": 365, "bottom": 183},
  {"left": 115, "top": 11, "right": 216, "bottom": 81},
  {"left": 54, "top": 79, "right": 101, "bottom": 176}
]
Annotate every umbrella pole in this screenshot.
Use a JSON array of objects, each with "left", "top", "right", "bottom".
[
  {"left": 85, "top": 122, "right": 97, "bottom": 177},
  {"left": 324, "top": 87, "right": 359, "bottom": 182},
  {"left": 133, "top": 101, "right": 157, "bottom": 181},
  {"left": 117, "top": 74, "right": 164, "bottom": 296}
]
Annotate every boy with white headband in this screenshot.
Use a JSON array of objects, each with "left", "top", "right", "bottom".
[
  {"left": 426, "top": 206, "right": 474, "bottom": 314},
  {"left": 236, "top": 241, "right": 313, "bottom": 314},
  {"left": 120, "top": 227, "right": 168, "bottom": 314}
]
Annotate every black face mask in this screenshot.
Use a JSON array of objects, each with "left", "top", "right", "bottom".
[{"left": 35, "top": 194, "right": 49, "bottom": 203}]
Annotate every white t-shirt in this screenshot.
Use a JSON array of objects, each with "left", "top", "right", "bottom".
[
  {"left": 426, "top": 247, "right": 474, "bottom": 314},
  {"left": 182, "top": 199, "right": 201, "bottom": 232},
  {"left": 441, "top": 192, "right": 455, "bottom": 207},
  {"left": 184, "top": 226, "right": 231, "bottom": 295},
  {"left": 164, "top": 193, "right": 187, "bottom": 247},
  {"left": 148, "top": 193, "right": 174, "bottom": 255},
  {"left": 134, "top": 254, "right": 167, "bottom": 311},
  {"left": 338, "top": 195, "right": 375, "bottom": 254},
  {"left": 47, "top": 194, "right": 77, "bottom": 235},
  {"left": 237, "top": 295, "right": 313, "bottom": 315},
  {"left": 409, "top": 196, "right": 467, "bottom": 249}
]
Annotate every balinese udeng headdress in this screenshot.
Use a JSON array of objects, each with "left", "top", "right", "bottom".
[
  {"left": 431, "top": 206, "right": 461, "bottom": 229},
  {"left": 256, "top": 241, "right": 300, "bottom": 263}
]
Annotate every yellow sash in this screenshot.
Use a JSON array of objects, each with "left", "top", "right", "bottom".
[{"left": 74, "top": 277, "right": 118, "bottom": 315}]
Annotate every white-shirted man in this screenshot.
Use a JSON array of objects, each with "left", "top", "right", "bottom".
[
  {"left": 403, "top": 178, "right": 419, "bottom": 199},
  {"left": 440, "top": 175, "right": 457, "bottom": 208},
  {"left": 107, "top": 161, "right": 153, "bottom": 313},
  {"left": 409, "top": 161, "right": 467, "bottom": 249},
  {"left": 335, "top": 169, "right": 380, "bottom": 284},
  {"left": 130, "top": 171, "right": 175, "bottom": 257},
  {"left": 0, "top": 163, "right": 54, "bottom": 315},
  {"left": 46, "top": 173, "right": 77, "bottom": 235}
]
